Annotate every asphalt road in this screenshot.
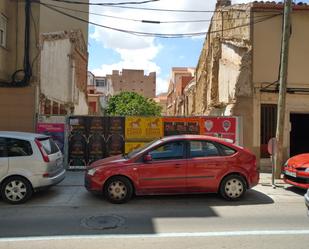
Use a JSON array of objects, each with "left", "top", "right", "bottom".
[{"left": 0, "top": 172, "right": 308, "bottom": 249}]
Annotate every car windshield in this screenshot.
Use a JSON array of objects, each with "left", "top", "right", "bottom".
[{"left": 126, "top": 139, "right": 161, "bottom": 159}]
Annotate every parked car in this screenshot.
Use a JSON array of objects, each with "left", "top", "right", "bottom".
[
  {"left": 85, "top": 135, "right": 259, "bottom": 204},
  {"left": 283, "top": 153, "right": 309, "bottom": 189},
  {"left": 0, "top": 131, "right": 65, "bottom": 204},
  {"left": 305, "top": 189, "right": 309, "bottom": 216}
]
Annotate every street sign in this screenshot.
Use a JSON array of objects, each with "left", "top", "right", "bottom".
[{"left": 268, "top": 137, "right": 277, "bottom": 155}]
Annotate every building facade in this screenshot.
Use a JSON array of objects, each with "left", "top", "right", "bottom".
[
  {"left": 0, "top": 0, "right": 89, "bottom": 131},
  {"left": 107, "top": 69, "right": 156, "bottom": 98},
  {"left": 166, "top": 67, "right": 195, "bottom": 116},
  {"left": 194, "top": 1, "right": 309, "bottom": 170},
  {"left": 87, "top": 74, "right": 114, "bottom": 115},
  {"left": 39, "top": 30, "right": 88, "bottom": 117},
  {"left": 153, "top": 93, "right": 168, "bottom": 116}
]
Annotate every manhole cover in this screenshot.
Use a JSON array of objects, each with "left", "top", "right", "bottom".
[{"left": 81, "top": 215, "right": 125, "bottom": 230}]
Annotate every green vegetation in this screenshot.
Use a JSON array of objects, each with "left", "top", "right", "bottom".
[{"left": 106, "top": 92, "right": 162, "bottom": 116}]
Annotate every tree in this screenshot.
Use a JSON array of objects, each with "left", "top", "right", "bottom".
[{"left": 106, "top": 92, "right": 162, "bottom": 116}]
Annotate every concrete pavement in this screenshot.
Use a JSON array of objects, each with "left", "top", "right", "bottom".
[{"left": 0, "top": 171, "right": 308, "bottom": 249}]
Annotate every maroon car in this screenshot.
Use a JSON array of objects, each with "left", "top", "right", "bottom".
[{"left": 85, "top": 135, "right": 259, "bottom": 203}]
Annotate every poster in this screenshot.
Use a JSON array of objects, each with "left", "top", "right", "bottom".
[
  {"left": 37, "top": 123, "right": 65, "bottom": 152},
  {"left": 106, "top": 134, "right": 125, "bottom": 156},
  {"left": 200, "top": 117, "right": 237, "bottom": 143},
  {"left": 89, "top": 117, "right": 105, "bottom": 136},
  {"left": 69, "top": 116, "right": 88, "bottom": 135},
  {"left": 125, "top": 117, "right": 144, "bottom": 140},
  {"left": 107, "top": 117, "right": 125, "bottom": 135},
  {"left": 125, "top": 142, "right": 146, "bottom": 154},
  {"left": 144, "top": 117, "right": 163, "bottom": 139},
  {"left": 163, "top": 117, "right": 200, "bottom": 136},
  {"left": 88, "top": 134, "right": 106, "bottom": 165}
]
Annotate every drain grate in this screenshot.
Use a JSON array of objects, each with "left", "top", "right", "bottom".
[{"left": 81, "top": 215, "right": 125, "bottom": 230}]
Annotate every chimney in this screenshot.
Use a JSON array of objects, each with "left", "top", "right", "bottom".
[{"left": 216, "top": 0, "right": 231, "bottom": 8}]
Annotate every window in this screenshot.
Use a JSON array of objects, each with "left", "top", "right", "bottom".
[
  {"left": 0, "top": 14, "right": 7, "bottom": 48},
  {"left": 7, "top": 138, "right": 33, "bottom": 157},
  {"left": 189, "top": 141, "right": 220, "bottom": 158},
  {"left": 96, "top": 79, "right": 106, "bottom": 87},
  {"left": 218, "top": 144, "right": 236, "bottom": 156},
  {"left": 149, "top": 141, "right": 184, "bottom": 160},
  {"left": 38, "top": 138, "right": 59, "bottom": 155},
  {"left": 0, "top": 137, "right": 7, "bottom": 157}
]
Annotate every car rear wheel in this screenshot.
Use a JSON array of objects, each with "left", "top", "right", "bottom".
[
  {"left": 104, "top": 176, "right": 133, "bottom": 204},
  {"left": 220, "top": 174, "right": 246, "bottom": 200},
  {"left": 1, "top": 176, "right": 33, "bottom": 204}
]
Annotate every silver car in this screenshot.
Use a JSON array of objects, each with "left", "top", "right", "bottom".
[{"left": 0, "top": 131, "right": 65, "bottom": 204}]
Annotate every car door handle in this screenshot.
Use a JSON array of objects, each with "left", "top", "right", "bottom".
[{"left": 174, "top": 164, "right": 182, "bottom": 168}]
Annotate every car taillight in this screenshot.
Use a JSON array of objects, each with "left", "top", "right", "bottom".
[{"left": 35, "top": 139, "right": 50, "bottom": 162}]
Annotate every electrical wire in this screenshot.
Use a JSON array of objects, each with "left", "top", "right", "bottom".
[
  {"left": 46, "top": 0, "right": 160, "bottom": 6},
  {"left": 40, "top": 2, "right": 281, "bottom": 38},
  {"left": 38, "top": 0, "right": 217, "bottom": 13},
  {"left": 0, "top": 0, "right": 32, "bottom": 87},
  {"left": 38, "top": 2, "right": 281, "bottom": 24}
]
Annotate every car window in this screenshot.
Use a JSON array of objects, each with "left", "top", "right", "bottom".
[
  {"left": 189, "top": 141, "right": 220, "bottom": 158},
  {"left": 218, "top": 144, "right": 236, "bottom": 156},
  {"left": 0, "top": 137, "right": 7, "bottom": 157},
  {"left": 38, "top": 138, "right": 59, "bottom": 155},
  {"left": 149, "top": 141, "right": 185, "bottom": 161},
  {"left": 7, "top": 138, "right": 33, "bottom": 157}
]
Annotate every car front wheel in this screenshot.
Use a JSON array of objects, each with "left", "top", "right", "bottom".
[
  {"left": 104, "top": 176, "right": 133, "bottom": 204},
  {"left": 220, "top": 174, "right": 246, "bottom": 200},
  {"left": 1, "top": 176, "right": 33, "bottom": 204}
]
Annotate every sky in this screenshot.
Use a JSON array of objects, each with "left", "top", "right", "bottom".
[{"left": 87, "top": 0, "right": 308, "bottom": 95}]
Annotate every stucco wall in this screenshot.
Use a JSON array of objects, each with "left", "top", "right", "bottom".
[
  {"left": 253, "top": 12, "right": 309, "bottom": 86},
  {"left": 0, "top": 86, "right": 36, "bottom": 132},
  {"left": 40, "top": 38, "right": 72, "bottom": 103}
]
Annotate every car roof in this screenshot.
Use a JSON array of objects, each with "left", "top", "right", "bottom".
[
  {"left": 160, "top": 134, "right": 228, "bottom": 143},
  {"left": 0, "top": 131, "right": 48, "bottom": 140}
]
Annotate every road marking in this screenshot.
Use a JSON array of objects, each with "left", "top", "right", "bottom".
[{"left": 1, "top": 230, "right": 309, "bottom": 242}]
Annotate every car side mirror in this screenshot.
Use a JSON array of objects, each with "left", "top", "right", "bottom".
[{"left": 143, "top": 154, "right": 152, "bottom": 162}]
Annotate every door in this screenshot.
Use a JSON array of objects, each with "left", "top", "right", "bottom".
[
  {"left": 0, "top": 137, "right": 8, "bottom": 178},
  {"left": 137, "top": 141, "right": 187, "bottom": 194},
  {"left": 290, "top": 113, "right": 309, "bottom": 156},
  {"left": 187, "top": 140, "right": 229, "bottom": 193}
]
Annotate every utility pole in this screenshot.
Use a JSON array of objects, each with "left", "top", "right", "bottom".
[{"left": 274, "top": 0, "right": 292, "bottom": 179}]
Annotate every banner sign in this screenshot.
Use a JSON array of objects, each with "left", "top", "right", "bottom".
[
  {"left": 163, "top": 117, "right": 200, "bottom": 136},
  {"left": 200, "top": 117, "right": 237, "bottom": 143}
]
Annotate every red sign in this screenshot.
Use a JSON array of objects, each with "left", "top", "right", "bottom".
[{"left": 200, "top": 117, "right": 237, "bottom": 143}]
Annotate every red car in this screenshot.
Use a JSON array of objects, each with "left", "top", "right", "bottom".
[
  {"left": 85, "top": 135, "right": 259, "bottom": 203},
  {"left": 283, "top": 153, "right": 309, "bottom": 189}
]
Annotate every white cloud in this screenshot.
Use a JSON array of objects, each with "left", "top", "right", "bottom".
[
  {"left": 156, "top": 77, "right": 169, "bottom": 95},
  {"left": 90, "top": 0, "right": 254, "bottom": 96}
]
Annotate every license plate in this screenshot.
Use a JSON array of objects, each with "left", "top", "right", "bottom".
[{"left": 285, "top": 170, "right": 296, "bottom": 177}]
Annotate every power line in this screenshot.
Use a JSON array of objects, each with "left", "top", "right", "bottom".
[
  {"left": 39, "top": 2, "right": 280, "bottom": 38},
  {"left": 39, "top": 2, "right": 281, "bottom": 24},
  {"left": 46, "top": 0, "right": 160, "bottom": 6},
  {"left": 40, "top": 0, "right": 217, "bottom": 12}
]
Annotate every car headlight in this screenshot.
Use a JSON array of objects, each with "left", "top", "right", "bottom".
[
  {"left": 284, "top": 160, "right": 289, "bottom": 167},
  {"left": 87, "top": 168, "right": 97, "bottom": 176},
  {"left": 305, "top": 168, "right": 309, "bottom": 173}
]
